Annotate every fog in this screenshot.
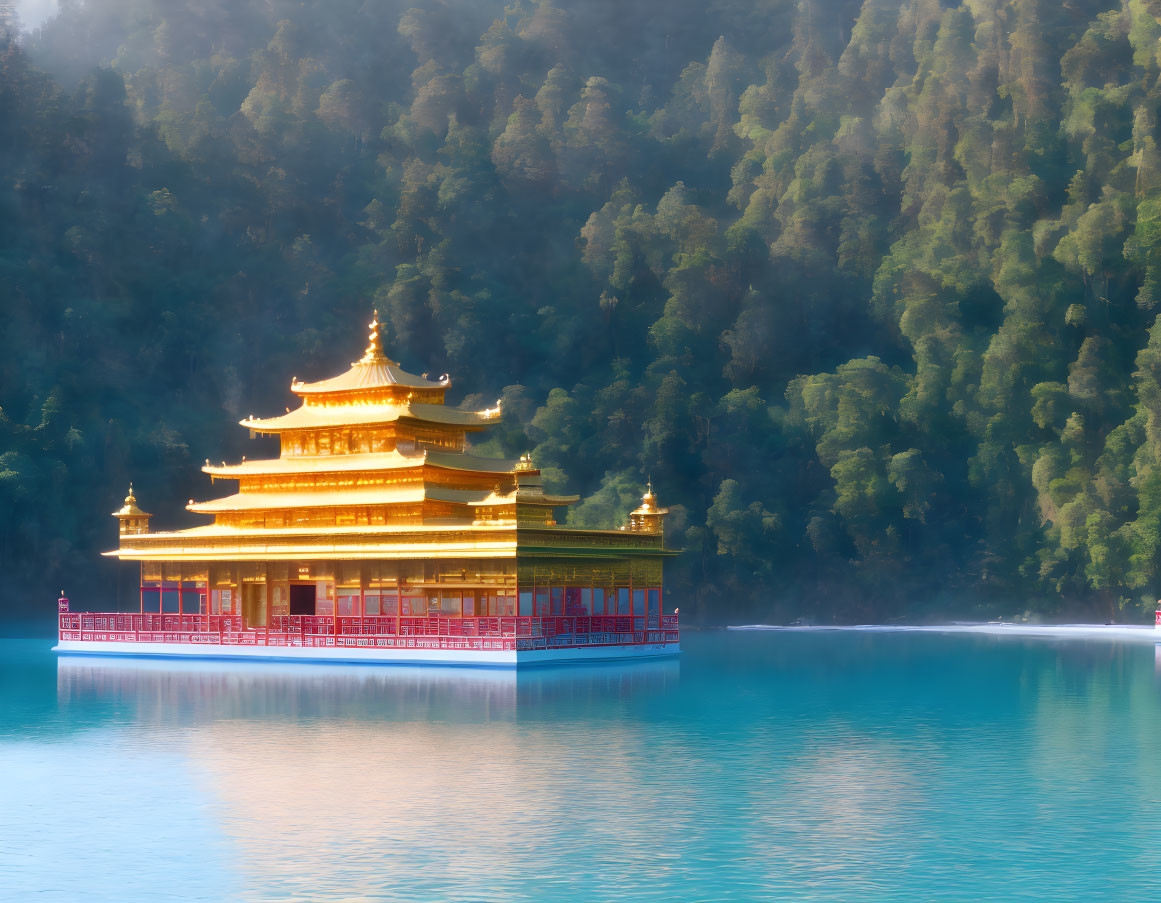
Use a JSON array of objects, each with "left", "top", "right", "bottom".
[
  {"left": 14, "top": 0, "right": 56, "bottom": 31},
  {"left": 3, "top": 0, "right": 1161, "bottom": 629}
]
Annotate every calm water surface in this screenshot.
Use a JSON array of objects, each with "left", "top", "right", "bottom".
[{"left": 2, "top": 630, "right": 1160, "bottom": 901}]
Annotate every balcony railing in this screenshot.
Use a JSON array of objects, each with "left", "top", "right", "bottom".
[{"left": 57, "top": 611, "right": 680, "bottom": 652}]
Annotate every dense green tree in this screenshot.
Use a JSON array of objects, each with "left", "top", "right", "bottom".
[{"left": 10, "top": 0, "right": 1161, "bottom": 629}]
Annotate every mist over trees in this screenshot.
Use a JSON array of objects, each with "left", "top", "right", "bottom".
[{"left": 4, "top": 0, "right": 1161, "bottom": 627}]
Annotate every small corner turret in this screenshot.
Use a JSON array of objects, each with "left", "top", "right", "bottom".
[
  {"left": 511, "top": 452, "right": 580, "bottom": 525},
  {"left": 628, "top": 480, "right": 668, "bottom": 534},
  {"left": 113, "top": 484, "right": 151, "bottom": 536},
  {"left": 514, "top": 451, "right": 545, "bottom": 506},
  {"left": 513, "top": 451, "right": 542, "bottom": 496}
]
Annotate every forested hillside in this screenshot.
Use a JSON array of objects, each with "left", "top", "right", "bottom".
[{"left": 5, "top": 0, "right": 1161, "bottom": 627}]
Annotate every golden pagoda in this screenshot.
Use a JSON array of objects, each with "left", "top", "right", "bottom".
[{"left": 104, "top": 312, "right": 674, "bottom": 634}]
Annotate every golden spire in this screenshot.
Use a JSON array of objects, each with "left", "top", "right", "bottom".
[
  {"left": 351, "top": 308, "right": 402, "bottom": 368},
  {"left": 359, "top": 309, "right": 385, "bottom": 364}
]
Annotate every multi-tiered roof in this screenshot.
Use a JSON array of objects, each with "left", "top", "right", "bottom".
[
  {"left": 191, "top": 311, "right": 576, "bottom": 531},
  {"left": 107, "top": 312, "right": 666, "bottom": 564}
]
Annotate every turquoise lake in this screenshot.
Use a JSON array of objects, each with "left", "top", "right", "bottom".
[{"left": 2, "top": 629, "right": 1160, "bottom": 901}]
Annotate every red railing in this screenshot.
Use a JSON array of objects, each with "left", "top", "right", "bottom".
[{"left": 57, "top": 611, "right": 680, "bottom": 652}]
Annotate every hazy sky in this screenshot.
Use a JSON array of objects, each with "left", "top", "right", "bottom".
[{"left": 16, "top": 0, "right": 58, "bottom": 30}]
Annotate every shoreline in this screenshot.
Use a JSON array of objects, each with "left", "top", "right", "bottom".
[{"left": 727, "top": 622, "right": 1161, "bottom": 643}]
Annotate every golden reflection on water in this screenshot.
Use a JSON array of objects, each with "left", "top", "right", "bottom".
[
  {"left": 191, "top": 720, "right": 532, "bottom": 895},
  {"left": 56, "top": 657, "right": 680, "bottom": 900}
]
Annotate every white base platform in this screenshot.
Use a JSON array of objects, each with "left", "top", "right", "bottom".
[{"left": 52, "top": 639, "right": 680, "bottom": 668}]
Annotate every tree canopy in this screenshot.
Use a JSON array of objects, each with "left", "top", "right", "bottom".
[{"left": 5, "top": 0, "right": 1161, "bottom": 628}]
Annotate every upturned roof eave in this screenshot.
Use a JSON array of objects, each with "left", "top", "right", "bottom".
[
  {"left": 291, "top": 358, "right": 450, "bottom": 394},
  {"left": 240, "top": 403, "right": 498, "bottom": 433},
  {"left": 185, "top": 485, "right": 520, "bottom": 514},
  {"left": 202, "top": 450, "right": 518, "bottom": 478}
]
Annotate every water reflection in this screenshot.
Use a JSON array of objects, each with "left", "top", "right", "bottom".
[
  {"left": 18, "top": 634, "right": 1161, "bottom": 902},
  {"left": 54, "top": 655, "right": 680, "bottom": 901},
  {"left": 56, "top": 654, "right": 680, "bottom": 724}
]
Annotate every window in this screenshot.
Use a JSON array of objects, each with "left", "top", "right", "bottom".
[
  {"left": 488, "top": 593, "right": 515, "bottom": 616},
  {"left": 402, "top": 594, "right": 425, "bottom": 616},
  {"left": 337, "top": 592, "right": 357, "bottom": 617},
  {"left": 580, "top": 588, "right": 592, "bottom": 615},
  {"left": 270, "top": 585, "right": 287, "bottom": 617},
  {"left": 315, "top": 581, "right": 334, "bottom": 616},
  {"left": 440, "top": 592, "right": 461, "bottom": 617},
  {"left": 364, "top": 593, "right": 380, "bottom": 616},
  {"left": 648, "top": 588, "right": 661, "bottom": 627},
  {"left": 535, "top": 588, "right": 550, "bottom": 616},
  {"left": 592, "top": 588, "right": 605, "bottom": 616},
  {"left": 462, "top": 592, "right": 476, "bottom": 617},
  {"left": 519, "top": 591, "right": 533, "bottom": 616},
  {"left": 381, "top": 591, "right": 398, "bottom": 616},
  {"left": 617, "top": 588, "right": 631, "bottom": 615},
  {"left": 633, "top": 589, "right": 645, "bottom": 618},
  {"left": 551, "top": 587, "right": 564, "bottom": 615},
  {"left": 565, "top": 587, "right": 583, "bottom": 615},
  {"left": 211, "top": 588, "right": 235, "bottom": 615}
]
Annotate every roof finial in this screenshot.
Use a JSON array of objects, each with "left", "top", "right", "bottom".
[
  {"left": 360, "top": 309, "right": 385, "bottom": 364},
  {"left": 113, "top": 482, "right": 150, "bottom": 519}
]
